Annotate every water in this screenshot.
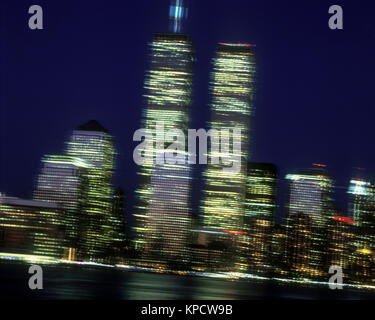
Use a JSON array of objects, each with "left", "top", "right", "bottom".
[{"left": 1, "top": 261, "right": 374, "bottom": 300}]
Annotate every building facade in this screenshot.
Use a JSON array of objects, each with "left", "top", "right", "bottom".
[
  {"left": 242, "top": 162, "right": 277, "bottom": 275},
  {"left": 285, "top": 167, "right": 333, "bottom": 280},
  {"left": 0, "top": 196, "right": 65, "bottom": 259},
  {"left": 347, "top": 177, "right": 375, "bottom": 284},
  {"left": 142, "top": 162, "right": 191, "bottom": 269},
  {"left": 33, "top": 154, "right": 91, "bottom": 260},
  {"left": 66, "top": 120, "right": 116, "bottom": 261},
  {"left": 133, "top": 32, "right": 194, "bottom": 259},
  {"left": 326, "top": 215, "right": 356, "bottom": 283},
  {"left": 200, "top": 43, "right": 256, "bottom": 271}
]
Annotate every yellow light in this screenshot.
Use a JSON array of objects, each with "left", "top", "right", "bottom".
[{"left": 358, "top": 248, "right": 372, "bottom": 255}]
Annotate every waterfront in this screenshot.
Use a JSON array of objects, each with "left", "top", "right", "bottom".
[{"left": 1, "top": 261, "right": 375, "bottom": 300}]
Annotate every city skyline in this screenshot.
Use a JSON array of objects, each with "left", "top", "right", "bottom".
[
  {"left": 3, "top": 0, "right": 375, "bottom": 304},
  {"left": 2, "top": 0, "right": 375, "bottom": 224}
]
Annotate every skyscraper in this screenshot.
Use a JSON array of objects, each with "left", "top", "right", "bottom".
[
  {"left": 347, "top": 175, "right": 375, "bottom": 284},
  {"left": 200, "top": 43, "right": 256, "bottom": 270},
  {"left": 285, "top": 166, "right": 334, "bottom": 280},
  {"left": 33, "top": 154, "right": 91, "bottom": 259},
  {"left": 270, "top": 224, "right": 288, "bottom": 277},
  {"left": 142, "top": 162, "right": 191, "bottom": 268},
  {"left": 285, "top": 212, "right": 315, "bottom": 279},
  {"left": 242, "top": 162, "right": 277, "bottom": 275},
  {"left": 66, "top": 120, "right": 115, "bottom": 261},
  {"left": 133, "top": 2, "right": 194, "bottom": 259},
  {"left": 286, "top": 167, "right": 333, "bottom": 219},
  {"left": 34, "top": 155, "right": 91, "bottom": 210},
  {"left": 348, "top": 177, "right": 375, "bottom": 228},
  {"left": 326, "top": 215, "right": 356, "bottom": 283},
  {"left": 108, "top": 188, "right": 127, "bottom": 263}
]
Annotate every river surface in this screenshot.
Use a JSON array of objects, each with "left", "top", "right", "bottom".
[{"left": 1, "top": 261, "right": 374, "bottom": 300}]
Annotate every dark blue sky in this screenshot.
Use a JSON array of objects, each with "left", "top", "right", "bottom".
[{"left": 1, "top": 0, "right": 375, "bottom": 224}]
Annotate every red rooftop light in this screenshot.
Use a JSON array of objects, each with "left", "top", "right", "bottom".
[
  {"left": 333, "top": 216, "right": 354, "bottom": 224},
  {"left": 223, "top": 230, "right": 248, "bottom": 235},
  {"left": 313, "top": 163, "right": 327, "bottom": 167}
]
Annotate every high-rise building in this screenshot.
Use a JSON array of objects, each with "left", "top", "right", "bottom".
[
  {"left": 285, "top": 167, "right": 334, "bottom": 280},
  {"left": 0, "top": 196, "right": 64, "bottom": 259},
  {"left": 347, "top": 176, "right": 375, "bottom": 284},
  {"left": 66, "top": 120, "right": 115, "bottom": 261},
  {"left": 33, "top": 154, "right": 91, "bottom": 259},
  {"left": 142, "top": 162, "right": 191, "bottom": 268},
  {"left": 133, "top": 3, "right": 194, "bottom": 259},
  {"left": 285, "top": 212, "right": 316, "bottom": 279},
  {"left": 200, "top": 43, "right": 256, "bottom": 270},
  {"left": 348, "top": 177, "right": 375, "bottom": 229},
  {"left": 108, "top": 188, "right": 127, "bottom": 263},
  {"left": 326, "top": 215, "right": 356, "bottom": 283},
  {"left": 34, "top": 155, "right": 91, "bottom": 210},
  {"left": 349, "top": 242, "right": 375, "bottom": 285},
  {"left": 112, "top": 188, "right": 127, "bottom": 236},
  {"left": 286, "top": 167, "right": 333, "bottom": 218},
  {"left": 242, "top": 162, "right": 277, "bottom": 275},
  {"left": 270, "top": 224, "right": 288, "bottom": 277}
]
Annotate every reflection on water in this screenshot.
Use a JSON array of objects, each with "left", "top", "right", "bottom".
[{"left": 1, "top": 261, "right": 374, "bottom": 300}]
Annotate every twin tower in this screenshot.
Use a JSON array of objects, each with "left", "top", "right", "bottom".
[{"left": 133, "top": 0, "right": 257, "bottom": 271}]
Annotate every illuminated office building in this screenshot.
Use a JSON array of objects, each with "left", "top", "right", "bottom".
[
  {"left": 348, "top": 177, "right": 375, "bottom": 232},
  {"left": 349, "top": 242, "right": 375, "bottom": 285},
  {"left": 326, "top": 215, "right": 356, "bottom": 282},
  {"left": 133, "top": 10, "right": 194, "bottom": 256},
  {"left": 111, "top": 188, "right": 127, "bottom": 241},
  {"left": 107, "top": 188, "right": 127, "bottom": 263},
  {"left": 286, "top": 167, "right": 333, "bottom": 218},
  {"left": 142, "top": 162, "right": 191, "bottom": 268},
  {"left": 285, "top": 212, "right": 315, "bottom": 279},
  {"left": 270, "top": 224, "right": 288, "bottom": 277},
  {"left": 243, "top": 163, "right": 277, "bottom": 275},
  {"left": 190, "top": 228, "right": 236, "bottom": 272},
  {"left": 66, "top": 120, "right": 115, "bottom": 261},
  {"left": 200, "top": 43, "right": 256, "bottom": 270},
  {"left": 285, "top": 167, "right": 333, "bottom": 280},
  {"left": 347, "top": 177, "right": 375, "bottom": 284},
  {"left": 33, "top": 154, "right": 91, "bottom": 259},
  {"left": 0, "top": 196, "right": 64, "bottom": 259}
]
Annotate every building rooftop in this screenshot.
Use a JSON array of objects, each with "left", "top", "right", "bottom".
[
  {"left": 0, "top": 196, "right": 60, "bottom": 209},
  {"left": 76, "top": 120, "right": 109, "bottom": 134}
]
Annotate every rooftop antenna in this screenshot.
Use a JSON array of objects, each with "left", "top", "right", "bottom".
[{"left": 169, "top": 0, "right": 188, "bottom": 33}]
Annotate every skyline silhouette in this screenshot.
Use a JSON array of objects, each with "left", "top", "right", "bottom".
[{"left": 2, "top": 0, "right": 375, "bottom": 225}]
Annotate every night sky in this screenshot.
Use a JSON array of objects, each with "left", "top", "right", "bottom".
[{"left": 1, "top": 0, "right": 375, "bottom": 225}]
